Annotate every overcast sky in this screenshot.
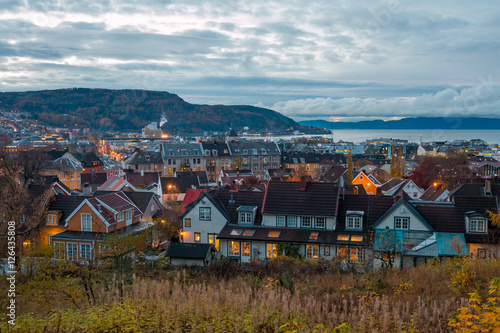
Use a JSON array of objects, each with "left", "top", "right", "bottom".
[{"left": 1, "top": 1, "right": 499, "bottom": 122}]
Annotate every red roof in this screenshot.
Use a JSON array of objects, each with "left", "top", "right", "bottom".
[{"left": 179, "top": 188, "right": 207, "bottom": 216}]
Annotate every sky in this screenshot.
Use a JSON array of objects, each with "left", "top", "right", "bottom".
[{"left": 1, "top": 0, "right": 499, "bottom": 122}]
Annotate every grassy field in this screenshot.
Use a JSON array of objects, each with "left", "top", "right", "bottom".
[{"left": 1, "top": 256, "right": 500, "bottom": 332}]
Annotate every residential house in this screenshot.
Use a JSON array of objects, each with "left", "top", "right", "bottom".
[
  {"left": 226, "top": 140, "right": 281, "bottom": 179},
  {"left": 166, "top": 243, "right": 216, "bottom": 267},
  {"left": 420, "top": 185, "right": 449, "bottom": 202},
  {"left": 351, "top": 171, "right": 379, "bottom": 195},
  {"left": 122, "top": 148, "right": 163, "bottom": 174},
  {"left": 161, "top": 142, "right": 204, "bottom": 176},
  {"left": 200, "top": 141, "right": 231, "bottom": 182},
  {"left": 78, "top": 152, "right": 104, "bottom": 174},
  {"left": 161, "top": 176, "right": 201, "bottom": 203},
  {"left": 379, "top": 178, "right": 424, "bottom": 199}
]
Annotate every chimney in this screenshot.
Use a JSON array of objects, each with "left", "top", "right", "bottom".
[
  {"left": 486, "top": 178, "right": 492, "bottom": 195},
  {"left": 83, "top": 182, "right": 91, "bottom": 196},
  {"left": 97, "top": 204, "right": 102, "bottom": 212},
  {"left": 299, "top": 178, "right": 308, "bottom": 192}
]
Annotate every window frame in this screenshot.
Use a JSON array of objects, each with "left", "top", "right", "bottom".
[
  {"left": 277, "top": 215, "right": 286, "bottom": 227},
  {"left": 185, "top": 218, "right": 191, "bottom": 227},
  {"left": 469, "top": 218, "right": 487, "bottom": 233},
  {"left": 199, "top": 207, "right": 211, "bottom": 220},
  {"left": 306, "top": 244, "right": 319, "bottom": 259},
  {"left": 194, "top": 232, "right": 201, "bottom": 242},
  {"left": 67, "top": 243, "right": 78, "bottom": 261},
  {"left": 266, "top": 243, "right": 278, "bottom": 258},
  {"left": 80, "top": 243, "right": 92, "bottom": 261},
  {"left": 228, "top": 241, "right": 240, "bottom": 256},
  {"left": 301, "top": 216, "right": 312, "bottom": 228},
  {"left": 242, "top": 242, "right": 250, "bottom": 257},
  {"left": 346, "top": 216, "right": 362, "bottom": 230},
  {"left": 315, "top": 217, "right": 326, "bottom": 229},
  {"left": 81, "top": 213, "right": 92, "bottom": 232},
  {"left": 394, "top": 217, "right": 409, "bottom": 230}
]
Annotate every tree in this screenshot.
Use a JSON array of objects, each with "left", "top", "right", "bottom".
[
  {"left": 230, "top": 156, "right": 243, "bottom": 170},
  {"left": 347, "top": 148, "right": 353, "bottom": 185},
  {"left": 370, "top": 228, "right": 402, "bottom": 270},
  {"left": 410, "top": 157, "right": 440, "bottom": 188},
  {"left": 389, "top": 145, "right": 405, "bottom": 178}
]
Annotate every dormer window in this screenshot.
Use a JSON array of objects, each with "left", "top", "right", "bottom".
[
  {"left": 205, "top": 150, "right": 210, "bottom": 156},
  {"left": 237, "top": 206, "right": 257, "bottom": 224},
  {"left": 243, "top": 149, "right": 248, "bottom": 154},
  {"left": 47, "top": 214, "right": 57, "bottom": 225},
  {"left": 252, "top": 149, "right": 258, "bottom": 155},
  {"left": 469, "top": 218, "right": 487, "bottom": 233},
  {"left": 212, "top": 150, "right": 218, "bottom": 156},
  {"left": 346, "top": 211, "right": 364, "bottom": 230}
]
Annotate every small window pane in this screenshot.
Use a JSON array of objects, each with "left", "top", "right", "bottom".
[
  {"left": 242, "top": 230, "right": 255, "bottom": 236},
  {"left": 267, "top": 231, "right": 281, "bottom": 238},
  {"left": 230, "top": 229, "right": 243, "bottom": 236},
  {"left": 337, "top": 235, "right": 349, "bottom": 241}
]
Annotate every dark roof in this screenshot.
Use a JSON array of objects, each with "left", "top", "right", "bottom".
[
  {"left": 262, "top": 181, "right": 340, "bottom": 217},
  {"left": 336, "top": 195, "right": 397, "bottom": 231},
  {"left": 126, "top": 172, "right": 159, "bottom": 187},
  {"left": 210, "top": 189, "right": 265, "bottom": 225},
  {"left": 379, "top": 178, "right": 405, "bottom": 192},
  {"left": 176, "top": 170, "right": 209, "bottom": 184},
  {"left": 449, "top": 183, "right": 500, "bottom": 198},
  {"left": 48, "top": 195, "right": 88, "bottom": 226},
  {"left": 420, "top": 186, "right": 448, "bottom": 201},
  {"left": 343, "top": 185, "right": 367, "bottom": 195},
  {"left": 74, "top": 152, "right": 103, "bottom": 168},
  {"left": 166, "top": 243, "right": 214, "bottom": 259},
  {"left": 43, "top": 150, "right": 66, "bottom": 161},
  {"left": 320, "top": 165, "right": 347, "bottom": 183},
  {"left": 161, "top": 176, "right": 200, "bottom": 193},
  {"left": 81, "top": 173, "right": 108, "bottom": 185},
  {"left": 218, "top": 225, "right": 369, "bottom": 246},
  {"left": 94, "top": 191, "right": 156, "bottom": 214},
  {"left": 123, "top": 149, "right": 162, "bottom": 164},
  {"left": 200, "top": 142, "right": 230, "bottom": 156}
]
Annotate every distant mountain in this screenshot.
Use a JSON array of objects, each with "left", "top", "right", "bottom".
[
  {"left": 0, "top": 88, "right": 327, "bottom": 135},
  {"left": 299, "top": 117, "right": 500, "bottom": 130}
]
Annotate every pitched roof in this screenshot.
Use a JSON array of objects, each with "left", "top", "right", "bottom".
[
  {"left": 379, "top": 178, "right": 405, "bottom": 192},
  {"left": 74, "top": 152, "right": 103, "bottom": 168},
  {"left": 262, "top": 181, "right": 339, "bottom": 217},
  {"left": 320, "top": 165, "right": 346, "bottom": 183},
  {"left": 126, "top": 172, "right": 160, "bottom": 187},
  {"left": 94, "top": 191, "right": 157, "bottom": 214},
  {"left": 81, "top": 173, "right": 108, "bottom": 185},
  {"left": 48, "top": 195, "right": 88, "bottom": 226},
  {"left": 123, "top": 149, "right": 162, "bottom": 164},
  {"left": 420, "top": 186, "right": 448, "bottom": 201},
  {"left": 449, "top": 183, "right": 500, "bottom": 198},
  {"left": 336, "top": 195, "right": 397, "bottom": 231},
  {"left": 179, "top": 188, "right": 207, "bottom": 215},
  {"left": 176, "top": 170, "right": 209, "bottom": 184},
  {"left": 210, "top": 189, "right": 265, "bottom": 225},
  {"left": 161, "top": 176, "right": 200, "bottom": 194},
  {"left": 166, "top": 243, "right": 214, "bottom": 259}
]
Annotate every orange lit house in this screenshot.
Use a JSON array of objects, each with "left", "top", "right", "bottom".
[{"left": 351, "top": 171, "right": 380, "bottom": 195}]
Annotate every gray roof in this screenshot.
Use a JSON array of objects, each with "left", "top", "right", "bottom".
[
  {"left": 227, "top": 140, "right": 280, "bottom": 156},
  {"left": 161, "top": 142, "right": 204, "bottom": 158},
  {"left": 123, "top": 149, "right": 162, "bottom": 164},
  {"left": 166, "top": 243, "right": 215, "bottom": 259}
]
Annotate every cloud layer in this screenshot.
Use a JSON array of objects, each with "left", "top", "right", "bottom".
[{"left": 0, "top": 0, "right": 499, "bottom": 121}]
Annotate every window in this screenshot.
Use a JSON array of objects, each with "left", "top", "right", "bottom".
[
  {"left": 350, "top": 235, "right": 364, "bottom": 242},
  {"left": 194, "top": 232, "right": 201, "bottom": 242},
  {"left": 230, "top": 229, "right": 243, "bottom": 236},
  {"left": 266, "top": 243, "right": 277, "bottom": 258},
  {"left": 185, "top": 218, "right": 191, "bottom": 227},
  {"left": 315, "top": 217, "right": 326, "bottom": 228},
  {"left": 126, "top": 210, "right": 132, "bottom": 224},
  {"left": 80, "top": 243, "right": 92, "bottom": 260},
  {"left": 81, "top": 214, "right": 92, "bottom": 232},
  {"left": 208, "top": 234, "right": 219, "bottom": 251},
  {"left": 395, "top": 217, "right": 409, "bottom": 230},
  {"left": 337, "top": 235, "right": 350, "bottom": 241},
  {"left": 277, "top": 216, "right": 286, "bottom": 227},
  {"left": 151, "top": 204, "right": 154, "bottom": 212},
  {"left": 287, "top": 216, "right": 297, "bottom": 227},
  {"left": 347, "top": 216, "right": 362, "bottom": 229},
  {"left": 200, "top": 207, "right": 211, "bottom": 220},
  {"left": 469, "top": 219, "right": 486, "bottom": 233},
  {"left": 239, "top": 212, "right": 253, "bottom": 224},
  {"left": 350, "top": 248, "right": 365, "bottom": 262},
  {"left": 117, "top": 212, "right": 124, "bottom": 221},
  {"left": 242, "top": 242, "right": 250, "bottom": 257},
  {"left": 228, "top": 241, "right": 240, "bottom": 256},
  {"left": 338, "top": 247, "right": 348, "bottom": 259},
  {"left": 309, "top": 232, "right": 319, "bottom": 240},
  {"left": 267, "top": 231, "right": 280, "bottom": 238},
  {"left": 53, "top": 242, "right": 65, "bottom": 260},
  {"left": 67, "top": 243, "right": 78, "bottom": 261},
  {"left": 47, "top": 214, "right": 57, "bottom": 224},
  {"left": 477, "top": 248, "right": 487, "bottom": 259},
  {"left": 306, "top": 245, "right": 319, "bottom": 259},
  {"left": 302, "top": 216, "right": 312, "bottom": 228},
  {"left": 242, "top": 230, "right": 255, "bottom": 236},
  {"left": 324, "top": 246, "right": 330, "bottom": 256}
]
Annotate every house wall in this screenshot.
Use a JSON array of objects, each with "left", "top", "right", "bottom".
[
  {"left": 170, "top": 258, "right": 206, "bottom": 267},
  {"left": 468, "top": 243, "right": 500, "bottom": 258},
  {"left": 66, "top": 203, "right": 108, "bottom": 232},
  {"left": 40, "top": 225, "right": 66, "bottom": 246},
  {"left": 403, "top": 182, "right": 423, "bottom": 199},
  {"left": 141, "top": 196, "right": 162, "bottom": 222},
  {"left": 352, "top": 175, "right": 377, "bottom": 195},
  {"left": 261, "top": 214, "right": 336, "bottom": 230},
  {"left": 374, "top": 207, "right": 431, "bottom": 232},
  {"left": 182, "top": 199, "right": 228, "bottom": 244}
]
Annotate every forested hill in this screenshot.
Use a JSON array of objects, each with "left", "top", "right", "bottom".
[{"left": 0, "top": 88, "right": 326, "bottom": 134}]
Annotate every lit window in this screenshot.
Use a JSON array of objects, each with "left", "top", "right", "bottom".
[
  {"left": 350, "top": 248, "right": 365, "bottom": 262},
  {"left": 242, "top": 242, "right": 250, "bottom": 257},
  {"left": 194, "top": 233, "right": 201, "bottom": 242},
  {"left": 395, "top": 217, "right": 409, "bottom": 230},
  {"left": 315, "top": 217, "right": 326, "bottom": 228},
  {"left": 309, "top": 232, "right": 319, "bottom": 240},
  {"left": 47, "top": 214, "right": 57, "bottom": 224},
  {"left": 469, "top": 219, "right": 486, "bottom": 233},
  {"left": 228, "top": 241, "right": 240, "bottom": 256},
  {"left": 266, "top": 243, "right": 278, "bottom": 258},
  {"left": 302, "top": 216, "right": 312, "bottom": 228},
  {"left": 337, "top": 235, "right": 350, "bottom": 241},
  {"left": 324, "top": 246, "right": 330, "bottom": 256},
  {"left": 306, "top": 244, "right": 319, "bottom": 259},
  {"left": 81, "top": 214, "right": 92, "bottom": 232},
  {"left": 350, "top": 235, "right": 364, "bottom": 242},
  {"left": 242, "top": 230, "right": 255, "bottom": 236},
  {"left": 200, "top": 207, "right": 211, "bottom": 220},
  {"left": 230, "top": 229, "right": 243, "bottom": 236},
  {"left": 347, "top": 216, "right": 362, "bottom": 229},
  {"left": 185, "top": 218, "right": 191, "bottom": 227},
  {"left": 267, "top": 231, "right": 281, "bottom": 238},
  {"left": 277, "top": 216, "right": 286, "bottom": 227},
  {"left": 208, "top": 234, "right": 219, "bottom": 251}
]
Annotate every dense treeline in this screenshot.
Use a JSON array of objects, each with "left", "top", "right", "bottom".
[{"left": 0, "top": 88, "right": 323, "bottom": 134}]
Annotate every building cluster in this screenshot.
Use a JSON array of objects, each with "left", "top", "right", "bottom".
[{"left": 2, "top": 128, "right": 500, "bottom": 269}]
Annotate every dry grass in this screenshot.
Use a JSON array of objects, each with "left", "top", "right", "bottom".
[{"left": 2, "top": 256, "right": 500, "bottom": 332}]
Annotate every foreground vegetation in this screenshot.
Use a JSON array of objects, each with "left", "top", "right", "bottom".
[{"left": 2, "top": 256, "right": 500, "bottom": 332}]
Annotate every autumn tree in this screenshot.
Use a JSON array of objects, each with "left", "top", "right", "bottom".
[
  {"left": 410, "top": 157, "right": 440, "bottom": 189},
  {"left": 389, "top": 145, "right": 405, "bottom": 178}
]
